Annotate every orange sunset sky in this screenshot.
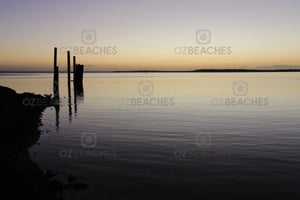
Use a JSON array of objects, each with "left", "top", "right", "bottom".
[{"left": 0, "top": 0, "right": 299, "bottom": 71}]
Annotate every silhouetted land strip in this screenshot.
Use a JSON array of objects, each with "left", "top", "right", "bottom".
[
  {"left": 1, "top": 69, "right": 300, "bottom": 73},
  {"left": 0, "top": 86, "right": 88, "bottom": 200},
  {"left": 112, "top": 69, "right": 300, "bottom": 73}
]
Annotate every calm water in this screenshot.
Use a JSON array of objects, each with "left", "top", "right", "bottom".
[{"left": 1, "top": 72, "right": 300, "bottom": 199}]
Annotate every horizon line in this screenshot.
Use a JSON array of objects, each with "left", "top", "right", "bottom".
[{"left": 1, "top": 69, "right": 300, "bottom": 73}]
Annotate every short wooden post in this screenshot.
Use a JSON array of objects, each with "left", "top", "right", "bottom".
[
  {"left": 76, "top": 64, "right": 84, "bottom": 85},
  {"left": 73, "top": 56, "right": 76, "bottom": 80},
  {"left": 74, "top": 64, "right": 84, "bottom": 96}
]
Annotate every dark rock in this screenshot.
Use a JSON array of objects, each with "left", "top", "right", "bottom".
[
  {"left": 71, "top": 182, "right": 89, "bottom": 191},
  {"left": 67, "top": 175, "right": 78, "bottom": 184},
  {"left": 0, "top": 86, "right": 63, "bottom": 200},
  {"left": 45, "top": 170, "right": 58, "bottom": 179}
]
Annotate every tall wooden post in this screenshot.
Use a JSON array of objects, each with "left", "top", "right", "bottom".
[
  {"left": 54, "top": 47, "right": 57, "bottom": 70},
  {"left": 67, "top": 51, "right": 72, "bottom": 121},
  {"left": 67, "top": 51, "right": 71, "bottom": 88},
  {"left": 53, "top": 47, "right": 59, "bottom": 98},
  {"left": 73, "top": 55, "right": 77, "bottom": 115},
  {"left": 53, "top": 47, "right": 60, "bottom": 129},
  {"left": 67, "top": 51, "right": 71, "bottom": 99}
]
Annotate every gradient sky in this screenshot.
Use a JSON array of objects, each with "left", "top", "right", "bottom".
[{"left": 0, "top": 0, "right": 299, "bottom": 71}]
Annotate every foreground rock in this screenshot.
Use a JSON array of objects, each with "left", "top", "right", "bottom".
[{"left": 0, "top": 86, "right": 63, "bottom": 200}]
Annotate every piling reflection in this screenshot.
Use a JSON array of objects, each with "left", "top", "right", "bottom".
[{"left": 52, "top": 47, "right": 85, "bottom": 128}]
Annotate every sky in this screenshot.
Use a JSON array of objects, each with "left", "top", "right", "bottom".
[{"left": 0, "top": 0, "right": 299, "bottom": 71}]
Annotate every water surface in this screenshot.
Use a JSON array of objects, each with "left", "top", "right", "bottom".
[{"left": 1, "top": 72, "right": 300, "bottom": 199}]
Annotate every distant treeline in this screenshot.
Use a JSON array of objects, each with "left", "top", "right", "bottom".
[{"left": 1, "top": 69, "right": 300, "bottom": 73}]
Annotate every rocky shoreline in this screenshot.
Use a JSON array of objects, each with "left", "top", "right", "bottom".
[
  {"left": 0, "top": 86, "right": 88, "bottom": 199},
  {"left": 0, "top": 86, "right": 64, "bottom": 199}
]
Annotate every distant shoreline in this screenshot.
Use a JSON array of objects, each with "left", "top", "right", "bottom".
[{"left": 1, "top": 69, "right": 300, "bottom": 73}]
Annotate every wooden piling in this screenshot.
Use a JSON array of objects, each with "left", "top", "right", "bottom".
[
  {"left": 74, "top": 64, "right": 84, "bottom": 96},
  {"left": 73, "top": 56, "right": 77, "bottom": 115},
  {"left": 53, "top": 47, "right": 59, "bottom": 98},
  {"left": 75, "top": 64, "right": 84, "bottom": 86},
  {"left": 73, "top": 56, "right": 76, "bottom": 80},
  {"left": 54, "top": 47, "right": 57, "bottom": 69},
  {"left": 67, "top": 51, "right": 71, "bottom": 88}
]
